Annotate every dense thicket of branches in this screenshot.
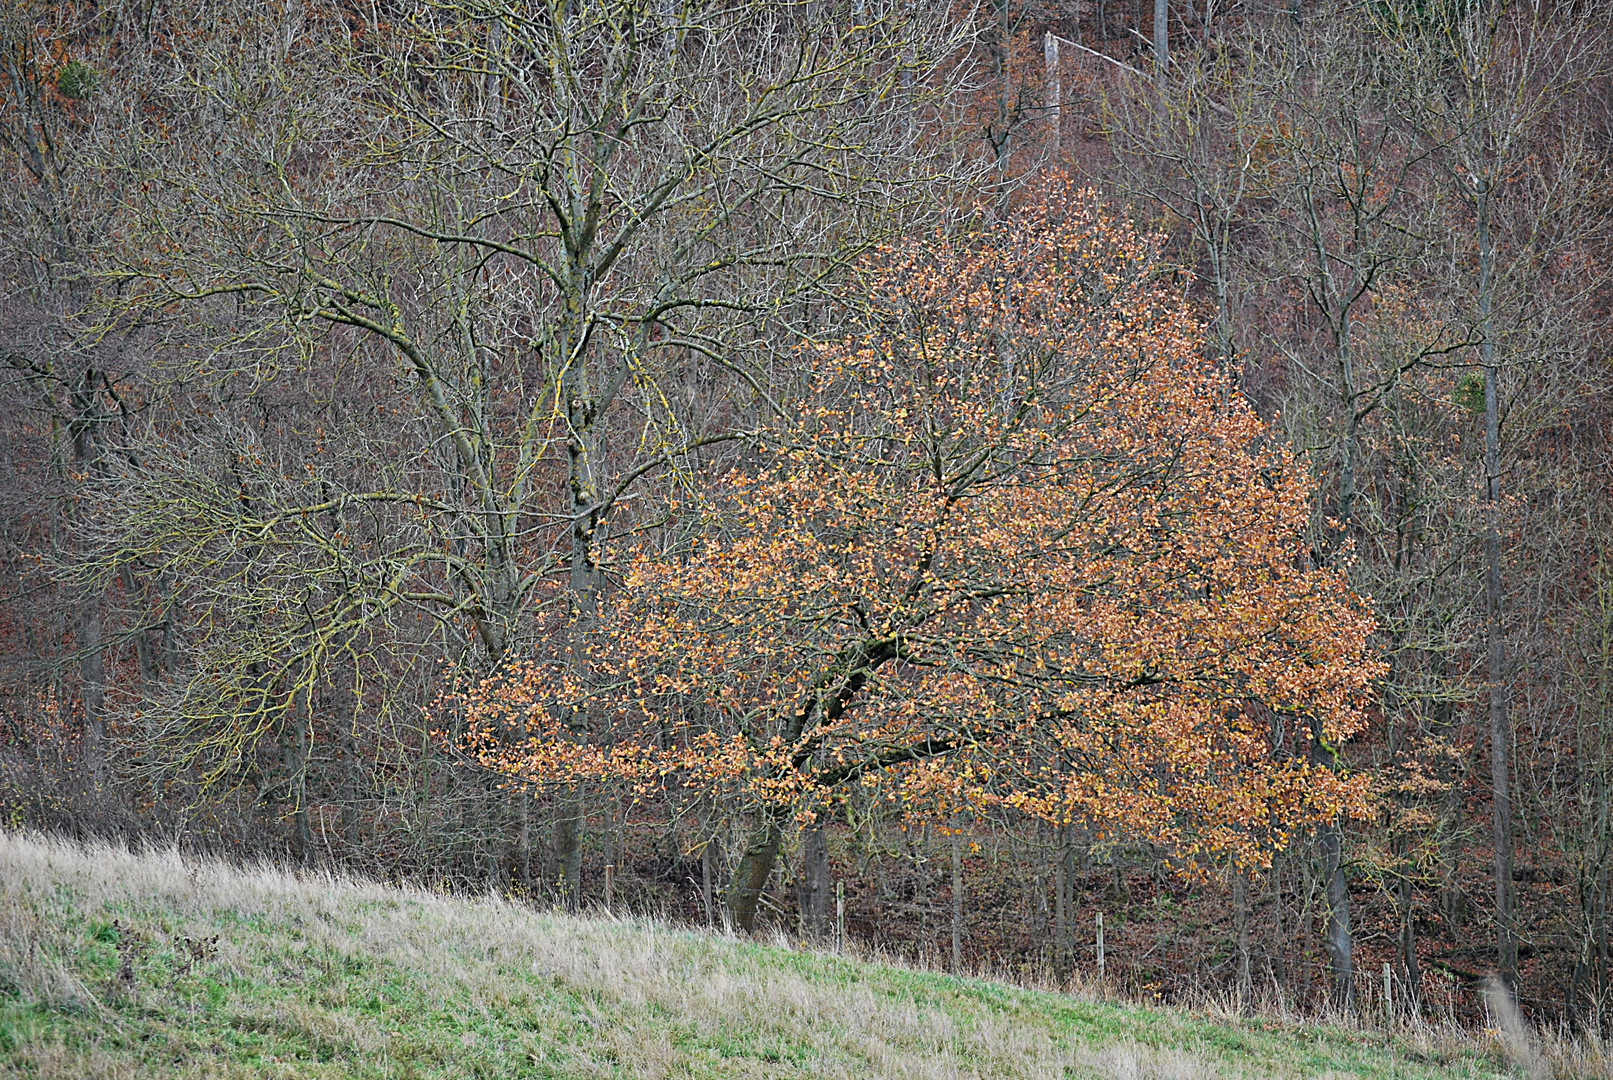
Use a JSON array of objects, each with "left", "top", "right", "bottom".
[{"left": 4, "top": 0, "right": 1613, "bottom": 1029}]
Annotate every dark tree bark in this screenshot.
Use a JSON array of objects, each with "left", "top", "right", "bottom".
[
  {"left": 1234, "top": 867, "right": 1252, "bottom": 1004},
  {"left": 1320, "top": 823, "right": 1354, "bottom": 1010},
  {"left": 1311, "top": 713, "right": 1354, "bottom": 1009},
  {"left": 282, "top": 687, "right": 312, "bottom": 865},
  {"left": 797, "top": 823, "right": 831, "bottom": 940},
  {"left": 727, "top": 816, "right": 783, "bottom": 933},
  {"left": 78, "top": 595, "right": 105, "bottom": 793},
  {"left": 554, "top": 793, "right": 584, "bottom": 909},
  {"left": 1400, "top": 870, "right": 1422, "bottom": 1014}
]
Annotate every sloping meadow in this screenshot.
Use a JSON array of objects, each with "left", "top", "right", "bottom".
[{"left": 0, "top": 832, "right": 1512, "bottom": 1079}]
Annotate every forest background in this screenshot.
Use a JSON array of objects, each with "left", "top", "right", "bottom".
[{"left": 3, "top": 0, "right": 1612, "bottom": 1034}]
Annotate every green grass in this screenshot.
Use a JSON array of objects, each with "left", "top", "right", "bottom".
[{"left": 0, "top": 833, "right": 1514, "bottom": 1078}]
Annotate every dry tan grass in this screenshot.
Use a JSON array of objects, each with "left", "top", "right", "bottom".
[{"left": 0, "top": 831, "right": 1528, "bottom": 1078}]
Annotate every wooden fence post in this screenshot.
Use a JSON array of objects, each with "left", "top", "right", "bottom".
[
  {"left": 1097, "top": 910, "right": 1106, "bottom": 982},
  {"left": 835, "top": 880, "right": 845, "bottom": 952}
]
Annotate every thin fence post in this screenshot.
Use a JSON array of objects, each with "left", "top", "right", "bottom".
[
  {"left": 605, "top": 863, "right": 614, "bottom": 915},
  {"left": 1096, "top": 910, "right": 1105, "bottom": 982},
  {"left": 835, "top": 879, "right": 845, "bottom": 952},
  {"left": 1383, "top": 961, "right": 1392, "bottom": 1022}
]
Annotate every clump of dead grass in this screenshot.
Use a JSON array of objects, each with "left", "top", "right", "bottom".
[{"left": 0, "top": 885, "right": 100, "bottom": 1016}]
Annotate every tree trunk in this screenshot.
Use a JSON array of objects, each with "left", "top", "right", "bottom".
[
  {"left": 556, "top": 281, "right": 603, "bottom": 913},
  {"left": 1053, "top": 841, "right": 1067, "bottom": 970},
  {"left": 798, "top": 823, "right": 830, "bottom": 940},
  {"left": 1234, "top": 867, "right": 1252, "bottom": 1004},
  {"left": 951, "top": 825, "right": 965, "bottom": 973},
  {"left": 1575, "top": 859, "right": 1611, "bottom": 1032},
  {"left": 159, "top": 573, "right": 180, "bottom": 676},
  {"left": 1055, "top": 827, "right": 1075, "bottom": 974},
  {"left": 336, "top": 662, "right": 360, "bottom": 855},
  {"left": 1312, "top": 296, "right": 1360, "bottom": 1008},
  {"left": 1477, "top": 180, "right": 1517, "bottom": 991},
  {"left": 554, "top": 790, "right": 584, "bottom": 909},
  {"left": 1320, "top": 824, "right": 1354, "bottom": 1010},
  {"left": 990, "top": 0, "right": 1011, "bottom": 179},
  {"left": 1043, "top": 31, "right": 1060, "bottom": 151},
  {"left": 1310, "top": 711, "right": 1354, "bottom": 1010},
  {"left": 69, "top": 356, "right": 111, "bottom": 808},
  {"left": 79, "top": 595, "right": 105, "bottom": 795},
  {"left": 1153, "top": 0, "right": 1167, "bottom": 76},
  {"left": 702, "top": 834, "right": 715, "bottom": 927},
  {"left": 1399, "top": 870, "right": 1422, "bottom": 1015},
  {"left": 514, "top": 791, "right": 531, "bottom": 892},
  {"left": 283, "top": 688, "right": 312, "bottom": 865},
  {"left": 1270, "top": 852, "right": 1288, "bottom": 990},
  {"left": 726, "top": 816, "right": 782, "bottom": 932},
  {"left": 119, "top": 563, "right": 155, "bottom": 696},
  {"left": 1600, "top": 865, "right": 1610, "bottom": 1026}
]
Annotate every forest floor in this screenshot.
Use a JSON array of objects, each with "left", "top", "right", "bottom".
[{"left": 0, "top": 831, "right": 1568, "bottom": 1079}]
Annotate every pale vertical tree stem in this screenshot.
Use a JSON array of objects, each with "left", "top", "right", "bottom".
[
  {"left": 1153, "top": 0, "right": 1168, "bottom": 77},
  {"left": 1478, "top": 177, "right": 1517, "bottom": 990},
  {"left": 1044, "top": 31, "right": 1060, "bottom": 150}
]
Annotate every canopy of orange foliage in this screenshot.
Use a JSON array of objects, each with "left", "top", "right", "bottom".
[{"left": 461, "top": 173, "right": 1380, "bottom": 872}]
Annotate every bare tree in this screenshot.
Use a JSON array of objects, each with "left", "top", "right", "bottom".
[
  {"left": 1099, "top": 32, "right": 1271, "bottom": 366},
  {"left": 1388, "top": 0, "right": 1613, "bottom": 992},
  {"left": 99, "top": 0, "right": 976, "bottom": 893},
  {"left": 0, "top": 3, "right": 158, "bottom": 798}
]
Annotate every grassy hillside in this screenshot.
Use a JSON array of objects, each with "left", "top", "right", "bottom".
[{"left": 0, "top": 832, "right": 1525, "bottom": 1079}]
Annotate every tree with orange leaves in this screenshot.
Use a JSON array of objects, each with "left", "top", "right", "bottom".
[{"left": 463, "top": 173, "right": 1382, "bottom": 931}]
